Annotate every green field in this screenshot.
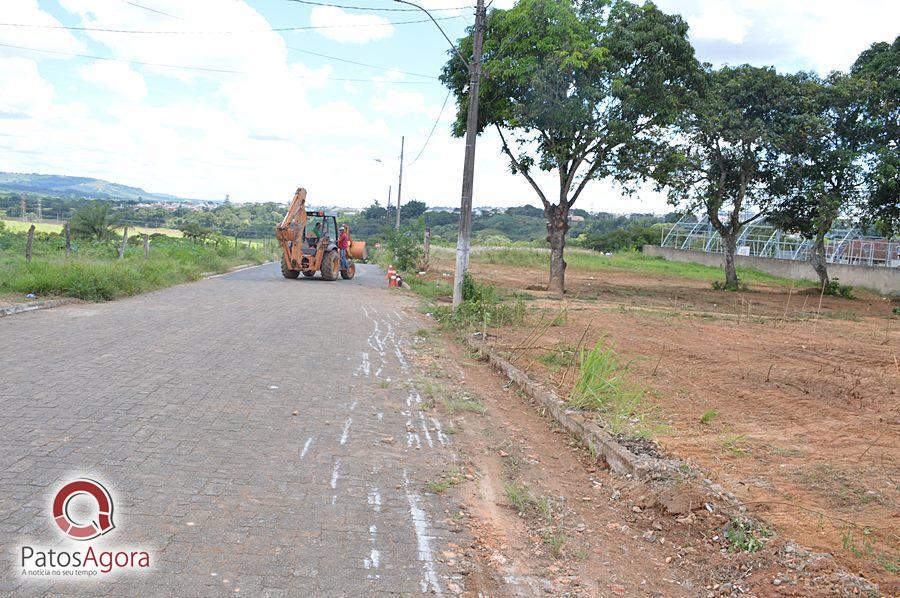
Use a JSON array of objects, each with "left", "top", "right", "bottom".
[
  {"left": 431, "top": 246, "right": 809, "bottom": 287},
  {"left": 0, "top": 225, "right": 272, "bottom": 302},
  {"left": 2, "top": 218, "right": 184, "bottom": 238}
]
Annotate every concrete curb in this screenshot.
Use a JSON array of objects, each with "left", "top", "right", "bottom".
[
  {"left": 0, "top": 298, "right": 78, "bottom": 318},
  {"left": 466, "top": 337, "right": 665, "bottom": 480}
]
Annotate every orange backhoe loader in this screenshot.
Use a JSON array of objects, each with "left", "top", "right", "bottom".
[{"left": 275, "top": 188, "right": 366, "bottom": 280}]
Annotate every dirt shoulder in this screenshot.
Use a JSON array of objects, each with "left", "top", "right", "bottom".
[{"left": 409, "top": 257, "right": 899, "bottom": 593}]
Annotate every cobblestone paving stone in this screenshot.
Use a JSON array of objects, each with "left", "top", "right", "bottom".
[{"left": 0, "top": 263, "right": 463, "bottom": 596}]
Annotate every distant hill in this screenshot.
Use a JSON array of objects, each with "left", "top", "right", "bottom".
[{"left": 0, "top": 172, "right": 207, "bottom": 203}]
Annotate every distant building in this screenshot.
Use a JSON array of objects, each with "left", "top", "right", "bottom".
[{"left": 568, "top": 215, "right": 585, "bottom": 222}]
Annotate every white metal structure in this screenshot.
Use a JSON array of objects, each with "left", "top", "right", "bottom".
[{"left": 661, "top": 213, "right": 899, "bottom": 268}]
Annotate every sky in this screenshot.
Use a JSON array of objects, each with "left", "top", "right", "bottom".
[{"left": 1, "top": 0, "right": 897, "bottom": 214}]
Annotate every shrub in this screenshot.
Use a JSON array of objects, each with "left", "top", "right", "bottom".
[
  {"left": 434, "top": 273, "right": 525, "bottom": 330},
  {"left": 568, "top": 339, "right": 654, "bottom": 437},
  {"left": 385, "top": 227, "right": 423, "bottom": 273},
  {"left": 822, "top": 277, "right": 854, "bottom": 299}
]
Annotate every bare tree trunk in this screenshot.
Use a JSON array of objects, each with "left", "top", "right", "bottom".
[
  {"left": 118, "top": 226, "right": 128, "bottom": 259},
  {"left": 143, "top": 233, "right": 150, "bottom": 259},
  {"left": 722, "top": 232, "right": 739, "bottom": 289},
  {"left": 25, "top": 224, "right": 35, "bottom": 263},
  {"left": 547, "top": 206, "right": 569, "bottom": 296},
  {"left": 423, "top": 227, "right": 430, "bottom": 271},
  {"left": 811, "top": 232, "right": 829, "bottom": 288}
]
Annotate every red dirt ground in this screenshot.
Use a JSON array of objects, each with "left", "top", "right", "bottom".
[{"left": 424, "top": 257, "right": 900, "bottom": 591}]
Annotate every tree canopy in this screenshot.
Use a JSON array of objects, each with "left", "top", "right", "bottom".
[
  {"left": 441, "top": 0, "right": 697, "bottom": 294},
  {"left": 651, "top": 65, "right": 801, "bottom": 287}
]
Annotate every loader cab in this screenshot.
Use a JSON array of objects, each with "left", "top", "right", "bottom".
[{"left": 303, "top": 211, "right": 338, "bottom": 252}]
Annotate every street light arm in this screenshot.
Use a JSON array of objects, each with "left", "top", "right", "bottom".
[{"left": 393, "top": 0, "right": 470, "bottom": 69}]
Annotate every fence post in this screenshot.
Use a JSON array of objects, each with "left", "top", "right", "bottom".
[
  {"left": 118, "top": 226, "right": 128, "bottom": 259},
  {"left": 25, "top": 224, "right": 35, "bottom": 263},
  {"left": 423, "top": 227, "right": 431, "bottom": 271},
  {"left": 143, "top": 233, "right": 150, "bottom": 258},
  {"left": 64, "top": 221, "right": 71, "bottom": 258}
]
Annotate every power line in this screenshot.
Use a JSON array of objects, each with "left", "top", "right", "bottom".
[
  {"left": 0, "top": 15, "right": 463, "bottom": 35},
  {"left": 284, "top": 0, "right": 469, "bottom": 12},
  {"left": 407, "top": 89, "right": 452, "bottom": 166},
  {"left": 0, "top": 41, "right": 435, "bottom": 84},
  {"left": 285, "top": 45, "right": 437, "bottom": 79},
  {"left": 121, "top": 1, "right": 185, "bottom": 21}
]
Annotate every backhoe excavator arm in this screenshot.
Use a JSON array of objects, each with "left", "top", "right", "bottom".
[{"left": 275, "top": 187, "right": 308, "bottom": 269}]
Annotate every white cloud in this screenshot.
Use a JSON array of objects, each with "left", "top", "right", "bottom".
[
  {"left": 0, "top": 57, "right": 55, "bottom": 118},
  {"left": 58, "top": 0, "right": 288, "bottom": 76},
  {"left": 686, "top": 1, "right": 751, "bottom": 44},
  {"left": 79, "top": 61, "right": 147, "bottom": 100},
  {"left": 309, "top": 7, "right": 395, "bottom": 44},
  {"left": 0, "top": 0, "right": 83, "bottom": 59},
  {"left": 656, "top": 0, "right": 900, "bottom": 73},
  {"left": 371, "top": 89, "right": 431, "bottom": 117}
]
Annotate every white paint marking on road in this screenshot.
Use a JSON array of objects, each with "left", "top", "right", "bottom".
[
  {"left": 367, "top": 486, "right": 382, "bottom": 512},
  {"left": 377, "top": 412, "right": 384, "bottom": 421},
  {"left": 349, "top": 399, "right": 358, "bottom": 411},
  {"left": 364, "top": 548, "right": 381, "bottom": 570},
  {"left": 403, "top": 469, "right": 442, "bottom": 595},
  {"left": 417, "top": 411, "right": 434, "bottom": 448},
  {"left": 406, "top": 417, "right": 421, "bottom": 449},
  {"left": 330, "top": 459, "right": 341, "bottom": 490},
  {"left": 356, "top": 352, "right": 370, "bottom": 377},
  {"left": 340, "top": 418, "right": 352, "bottom": 445},
  {"left": 300, "top": 437, "right": 314, "bottom": 460},
  {"left": 432, "top": 418, "right": 449, "bottom": 446}
]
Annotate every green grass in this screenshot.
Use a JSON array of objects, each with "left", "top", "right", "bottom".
[
  {"left": 536, "top": 343, "right": 576, "bottom": 372},
  {"left": 699, "top": 409, "right": 718, "bottom": 425},
  {"left": 721, "top": 434, "right": 751, "bottom": 457},
  {"left": 2, "top": 219, "right": 65, "bottom": 234},
  {"left": 443, "top": 394, "right": 486, "bottom": 414},
  {"left": 504, "top": 482, "right": 534, "bottom": 514},
  {"left": 432, "top": 246, "right": 806, "bottom": 287},
  {"left": 425, "top": 469, "right": 462, "bottom": 494},
  {"left": 406, "top": 277, "right": 452, "bottom": 301},
  {"left": 0, "top": 233, "right": 269, "bottom": 301},
  {"left": 724, "top": 518, "right": 769, "bottom": 553},
  {"left": 567, "top": 339, "right": 656, "bottom": 438},
  {"left": 541, "top": 529, "right": 568, "bottom": 559},
  {"left": 2, "top": 218, "right": 183, "bottom": 237}
]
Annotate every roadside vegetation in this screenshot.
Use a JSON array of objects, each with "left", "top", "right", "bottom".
[
  {"left": 0, "top": 218, "right": 269, "bottom": 302},
  {"left": 431, "top": 245, "right": 808, "bottom": 288},
  {"left": 568, "top": 339, "right": 657, "bottom": 438}
]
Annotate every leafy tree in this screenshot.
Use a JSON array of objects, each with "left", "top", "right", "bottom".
[
  {"left": 652, "top": 65, "right": 800, "bottom": 289},
  {"left": 400, "top": 199, "right": 427, "bottom": 220},
  {"left": 179, "top": 222, "right": 213, "bottom": 242},
  {"left": 852, "top": 36, "right": 899, "bottom": 235},
  {"left": 441, "top": 0, "right": 697, "bottom": 294},
  {"left": 70, "top": 201, "right": 117, "bottom": 241},
  {"left": 769, "top": 72, "right": 870, "bottom": 287}
]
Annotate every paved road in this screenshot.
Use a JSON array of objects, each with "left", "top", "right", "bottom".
[{"left": 0, "top": 263, "right": 462, "bottom": 596}]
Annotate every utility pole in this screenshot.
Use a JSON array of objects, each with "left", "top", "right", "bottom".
[
  {"left": 395, "top": 136, "right": 404, "bottom": 230},
  {"left": 386, "top": 185, "right": 392, "bottom": 223},
  {"left": 452, "top": 0, "right": 485, "bottom": 307}
]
